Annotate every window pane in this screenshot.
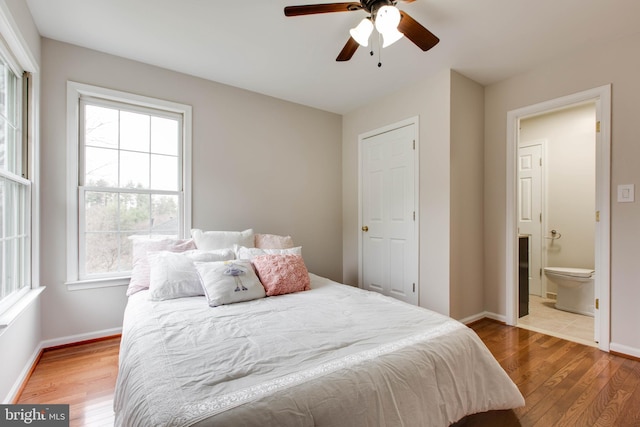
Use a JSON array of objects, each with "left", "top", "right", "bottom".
[
  {"left": 5, "top": 181, "right": 17, "bottom": 238},
  {"left": 119, "top": 233, "right": 134, "bottom": 271},
  {"left": 0, "top": 118, "right": 5, "bottom": 170},
  {"left": 151, "top": 194, "right": 178, "bottom": 236},
  {"left": 0, "top": 176, "right": 3, "bottom": 230},
  {"left": 0, "top": 54, "right": 29, "bottom": 305},
  {"left": 5, "top": 238, "right": 16, "bottom": 293},
  {"left": 84, "top": 232, "right": 120, "bottom": 275},
  {"left": 120, "top": 193, "right": 151, "bottom": 232},
  {"left": 85, "top": 191, "right": 119, "bottom": 232},
  {"left": 120, "top": 111, "right": 150, "bottom": 153},
  {"left": 0, "top": 242, "right": 4, "bottom": 299},
  {"left": 0, "top": 63, "right": 6, "bottom": 120},
  {"left": 77, "top": 94, "right": 184, "bottom": 280},
  {"left": 120, "top": 150, "right": 149, "bottom": 188},
  {"left": 150, "top": 154, "right": 178, "bottom": 191},
  {"left": 85, "top": 105, "right": 118, "bottom": 149},
  {"left": 85, "top": 146, "right": 118, "bottom": 187},
  {"left": 151, "top": 116, "right": 178, "bottom": 156},
  {"left": 6, "top": 124, "right": 17, "bottom": 173}
]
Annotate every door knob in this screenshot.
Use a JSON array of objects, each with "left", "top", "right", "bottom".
[{"left": 361, "top": 226, "right": 369, "bottom": 232}]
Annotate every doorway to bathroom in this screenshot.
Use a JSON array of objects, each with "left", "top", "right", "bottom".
[{"left": 505, "top": 85, "right": 611, "bottom": 352}]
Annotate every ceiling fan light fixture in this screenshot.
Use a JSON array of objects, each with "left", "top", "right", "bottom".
[
  {"left": 375, "top": 5, "right": 400, "bottom": 33},
  {"left": 382, "top": 28, "right": 404, "bottom": 48},
  {"left": 350, "top": 18, "right": 374, "bottom": 47},
  {"left": 375, "top": 5, "right": 403, "bottom": 48}
]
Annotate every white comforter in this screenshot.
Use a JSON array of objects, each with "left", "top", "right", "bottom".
[{"left": 114, "top": 274, "right": 524, "bottom": 426}]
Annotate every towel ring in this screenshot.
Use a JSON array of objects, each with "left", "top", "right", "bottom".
[{"left": 544, "top": 230, "right": 562, "bottom": 240}]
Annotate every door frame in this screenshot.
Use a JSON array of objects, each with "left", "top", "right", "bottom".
[
  {"left": 358, "top": 116, "right": 420, "bottom": 298},
  {"left": 505, "top": 85, "right": 611, "bottom": 351}
]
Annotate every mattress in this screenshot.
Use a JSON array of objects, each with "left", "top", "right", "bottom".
[{"left": 114, "top": 273, "right": 524, "bottom": 426}]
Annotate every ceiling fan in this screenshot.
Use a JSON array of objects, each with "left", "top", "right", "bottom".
[{"left": 284, "top": 0, "right": 439, "bottom": 62}]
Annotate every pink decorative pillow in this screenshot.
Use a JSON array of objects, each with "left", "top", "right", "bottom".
[
  {"left": 252, "top": 254, "right": 310, "bottom": 296},
  {"left": 254, "top": 233, "right": 295, "bottom": 249},
  {"left": 127, "top": 238, "right": 196, "bottom": 296}
]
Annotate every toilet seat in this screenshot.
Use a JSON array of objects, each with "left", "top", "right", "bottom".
[{"left": 544, "top": 267, "right": 594, "bottom": 278}]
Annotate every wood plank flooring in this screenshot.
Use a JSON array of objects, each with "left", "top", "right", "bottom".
[
  {"left": 15, "top": 337, "right": 120, "bottom": 427},
  {"left": 14, "top": 319, "right": 640, "bottom": 426}
]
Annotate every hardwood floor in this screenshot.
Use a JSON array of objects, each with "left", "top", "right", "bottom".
[
  {"left": 15, "top": 336, "right": 120, "bottom": 427},
  {"left": 14, "top": 320, "right": 640, "bottom": 426},
  {"left": 464, "top": 319, "right": 640, "bottom": 426}
]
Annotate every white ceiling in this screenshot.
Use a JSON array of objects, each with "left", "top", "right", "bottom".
[{"left": 25, "top": 0, "right": 640, "bottom": 114}]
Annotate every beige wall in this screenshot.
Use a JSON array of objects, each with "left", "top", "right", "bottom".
[
  {"left": 520, "top": 104, "right": 596, "bottom": 294},
  {"left": 39, "top": 39, "right": 343, "bottom": 341},
  {"left": 343, "top": 69, "right": 484, "bottom": 319},
  {"left": 485, "top": 32, "right": 640, "bottom": 354},
  {"left": 450, "top": 71, "right": 485, "bottom": 319}
]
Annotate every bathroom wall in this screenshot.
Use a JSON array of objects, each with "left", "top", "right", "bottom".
[{"left": 519, "top": 103, "right": 596, "bottom": 294}]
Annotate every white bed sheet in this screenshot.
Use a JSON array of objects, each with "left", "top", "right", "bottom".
[{"left": 114, "top": 274, "right": 524, "bottom": 426}]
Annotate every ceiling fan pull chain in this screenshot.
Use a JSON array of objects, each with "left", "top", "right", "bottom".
[{"left": 378, "top": 32, "right": 382, "bottom": 67}]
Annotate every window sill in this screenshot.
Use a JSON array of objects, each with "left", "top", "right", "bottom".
[
  {"left": 0, "top": 287, "right": 46, "bottom": 329},
  {"left": 66, "top": 276, "right": 130, "bottom": 291}
]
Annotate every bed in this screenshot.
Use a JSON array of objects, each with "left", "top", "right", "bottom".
[{"left": 115, "top": 273, "right": 523, "bottom": 425}]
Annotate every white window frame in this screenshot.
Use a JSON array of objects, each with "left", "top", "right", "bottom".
[
  {"left": 0, "top": 0, "right": 40, "bottom": 323},
  {"left": 66, "top": 82, "right": 192, "bottom": 290}
]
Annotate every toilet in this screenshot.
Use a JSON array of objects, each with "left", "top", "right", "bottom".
[{"left": 543, "top": 267, "right": 595, "bottom": 317}]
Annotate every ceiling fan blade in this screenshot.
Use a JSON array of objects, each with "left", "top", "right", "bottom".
[
  {"left": 398, "top": 11, "right": 439, "bottom": 51},
  {"left": 284, "top": 2, "right": 362, "bottom": 16},
  {"left": 336, "top": 37, "right": 359, "bottom": 61}
]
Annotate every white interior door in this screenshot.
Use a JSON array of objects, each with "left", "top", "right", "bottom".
[
  {"left": 361, "top": 124, "right": 418, "bottom": 305},
  {"left": 518, "top": 144, "right": 543, "bottom": 297}
]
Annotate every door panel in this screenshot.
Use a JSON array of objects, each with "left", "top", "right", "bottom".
[
  {"left": 361, "top": 124, "right": 417, "bottom": 305},
  {"left": 518, "top": 144, "right": 543, "bottom": 297}
]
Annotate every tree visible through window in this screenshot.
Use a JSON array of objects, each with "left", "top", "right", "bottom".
[{"left": 79, "top": 99, "right": 183, "bottom": 279}]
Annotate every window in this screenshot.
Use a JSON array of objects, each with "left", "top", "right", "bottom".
[
  {"left": 67, "top": 83, "right": 192, "bottom": 287},
  {"left": 0, "top": 52, "right": 30, "bottom": 308}
]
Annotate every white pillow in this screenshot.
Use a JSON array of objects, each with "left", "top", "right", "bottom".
[
  {"left": 183, "top": 248, "right": 235, "bottom": 262},
  {"left": 191, "top": 228, "right": 254, "bottom": 250},
  {"left": 195, "top": 260, "right": 266, "bottom": 307},
  {"left": 234, "top": 245, "right": 302, "bottom": 261},
  {"left": 254, "top": 233, "right": 295, "bottom": 249},
  {"left": 147, "top": 250, "right": 235, "bottom": 301},
  {"left": 127, "top": 237, "right": 196, "bottom": 296}
]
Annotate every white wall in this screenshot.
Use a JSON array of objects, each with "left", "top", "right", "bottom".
[
  {"left": 485, "top": 32, "right": 640, "bottom": 355},
  {"left": 39, "top": 39, "right": 343, "bottom": 342},
  {"left": 520, "top": 104, "right": 596, "bottom": 294}
]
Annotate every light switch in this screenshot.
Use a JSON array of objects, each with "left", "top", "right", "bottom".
[{"left": 617, "top": 184, "right": 635, "bottom": 203}]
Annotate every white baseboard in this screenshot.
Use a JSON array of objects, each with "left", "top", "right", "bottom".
[
  {"left": 3, "top": 343, "right": 43, "bottom": 404},
  {"left": 610, "top": 342, "right": 640, "bottom": 359},
  {"left": 4, "top": 327, "right": 122, "bottom": 404},
  {"left": 458, "top": 311, "right": 507, "bottom": 325},
  {"left": 39, "top": 327, "right": 122, "bottom": 349}
]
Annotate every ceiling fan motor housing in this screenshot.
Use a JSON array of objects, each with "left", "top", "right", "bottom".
[{"left": 361, "top": 0, "right": 396, "bottom": 15}]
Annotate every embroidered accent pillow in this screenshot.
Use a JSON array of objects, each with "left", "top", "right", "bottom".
[
  {"left": 127, "top": 238, "right": 196, "bottom": 296},
  {"left": 251, "top": 254, "right": 310, "bottom": 296},
  {"left": 195, "top": 260, "right": 265, "bottom": 307},
  {"left": 254, "top": 233, "right": 295, "bottom": 249}
]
